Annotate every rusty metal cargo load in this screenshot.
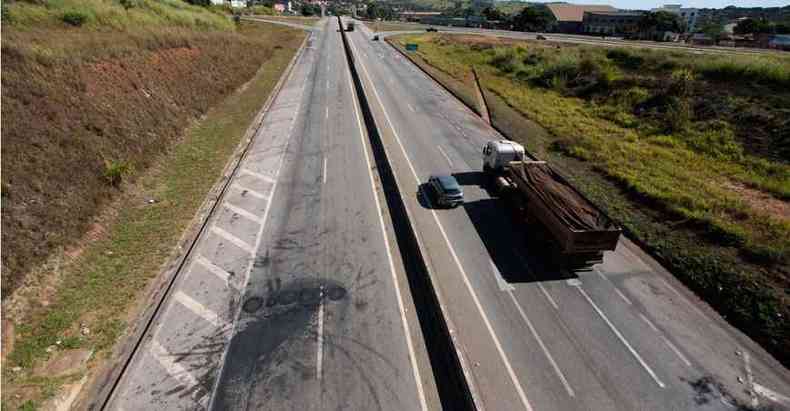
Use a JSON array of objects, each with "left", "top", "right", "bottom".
[{"left": 506, "top": 161, "right": 621, "bottom": 254}]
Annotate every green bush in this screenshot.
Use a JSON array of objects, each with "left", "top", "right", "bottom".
[
  {"left": 606, "top": 48, "right": 644, "bottom": 70},
  {"left": 103, "top": 160, "right": 132, "bottom": 187},
  {"left": 61, "top": 10, "right": 89, "bottom": 26},
  {"left": 489, "top": 48, "right": 520, "bottom": 73}
]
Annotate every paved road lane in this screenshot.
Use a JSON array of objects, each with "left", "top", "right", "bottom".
[
  {"left": 108, "top": 19, "right": 438, "bottom": 411},
  {"left": 346, "top": 18, "right": 790, "bottom": 411}
]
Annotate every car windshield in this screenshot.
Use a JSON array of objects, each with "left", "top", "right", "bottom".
[{"left": 436, "top": 175, "right": 460, "bottom": 192}]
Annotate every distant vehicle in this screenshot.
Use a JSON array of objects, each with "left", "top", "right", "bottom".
[
  {"left": 536, "top": 34, "right": 547, "bottom": 40},
  {"left": 346, "top": 21, "right": 355, "bottom": 31},
  {"left": 372, "top": 35, "right": 379, "bottom": 41},
  {"left": 428, "top": 175, "right": 464, "bottom": 208},
  {"left": 482, "top": 140, "right": 621, "bottom": 268},
  {"left": 426, "top": 27, "right": 438, "bottom": 32}
]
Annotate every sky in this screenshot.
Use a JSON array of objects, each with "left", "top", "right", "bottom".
[{"left": 526, "top": 0, "right": 789, "bottom": 9}]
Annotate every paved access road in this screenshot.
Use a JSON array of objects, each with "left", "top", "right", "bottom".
[
  {"left": 345, "top": 18, "right": 790, "bottom": 411},
  {"left": 107, "top": 18, "right": 439, "bottom": 411},
  {"left": 368, "top": 23, "right": 780, "bottom": 56}
]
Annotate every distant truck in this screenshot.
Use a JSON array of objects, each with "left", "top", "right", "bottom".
[
  {"left": 483, "top": 140, "right": 621, "bottom": 268},
  {"left": 346, "top": 21, "right": 355, "bottom": 31}
]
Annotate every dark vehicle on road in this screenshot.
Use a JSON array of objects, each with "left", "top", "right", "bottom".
[
  {"left": 428, "top": 175, "right": 464, "bottom": 208},
  {"left": 536, "top": 34, "right": 547, "bottom": 40},
  {"left": 372, "top": 35, "right": 379, "bottom": 41},
  {"left": 483, "top": 140, "right": 621, "bottom": 268},
  {"left": 346, "top": 21, "right": 355, "bottom": 31},
  {"left": 426, "top": 27, "right": 438, "bottom": 32}
]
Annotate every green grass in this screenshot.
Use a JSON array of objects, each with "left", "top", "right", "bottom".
[
  {"left": 3, "top": 0, "right": 234, "bottom": 31},
  {"left": 365, "top": 20, "right": 428, "bottom": 32},
  {"left": 1, "top": 21, "right": 305, "bottom": 410},
  {"left": 390, "top": 32, "right": 790, "bottom": 366}
]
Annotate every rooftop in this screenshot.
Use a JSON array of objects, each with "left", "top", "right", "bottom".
[{"left": 546, "top": 3, "right": 617, "bottom": 22}]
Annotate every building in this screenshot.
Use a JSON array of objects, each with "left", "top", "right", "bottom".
[
  {"left": 582, "top": 11, "right": 643, "bottom": 35},
  {"left": 545, "top": 3, "right": 617, "bottom": 33},
  {"left": 651, "top": 4, "right": 698, "bottom": 32},
  {"left": 769, "top": 34, "right": 790, "bottom": 51}
]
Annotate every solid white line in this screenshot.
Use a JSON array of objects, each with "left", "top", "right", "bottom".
[
  {"left": 661, "top": 336, "right": 692, "bottom": 367},
  {"left": 316, "top": 290, "right": 325, "bottom": 380},
  {"left": 151, "top": 340, "right": 206, "bottom": 406},
  {"left": 754, "top": 383, "right": 790, "bottom": 406},
  {"left": 575, "top": 286, "right": 665, "bottom": 388},
  {"left": 614, "top": 288, "right": 633, "bottom": 305},
  {"left": 211, "top": 226, "right": 254, "bottom": 254},
  {"left": 194, "top": 255, "right": 232, "bottom": 285},
  {"left": 234, "top": 183, "right": 268, "bottom": 200},
  {"left": 344, "top": 59, "right": 429, "bottom": 411},
  {"left": 322, "top": 158, "right": 328, "bottom": 185},
  {"left": 241, "top": 168, "right": 275, "bottom": 184},
  {"left": 436, "top": 145, "right": 453, "bottom": 167},
  {"left": 325, "top": 106, "right": 329, "bottom": 120},
  {"left": 594, "top": 268, "right": 632, "bottom": 305},
  {"left": 638, "top": 313, "right": 660, "bottom": 333},
  {"left": 490, "top": 260, "right": 514, "bottom": 291},
  {"left": 349, "top": 35, "right": 533, "bottom": 411},
  {"left": 223, "top": 202, "right": 264, "bottom": 224},
  {"left": 174, "top": 291, "right": 224, "bottom": 328},
  {"left": 538, "top": 283, "right": 559, "bottom": 310},
  {"left": 638, "top": 313, "right": 692, "bottom": 366},
  {"left": 508, "top": 291, "right": 575, "bottom": 397},
  {"left": 407, "top": 103, "right": 415, "bottom": 112}
]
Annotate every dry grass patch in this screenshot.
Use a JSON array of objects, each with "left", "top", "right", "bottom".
[{"left": 1, "top": 18, "right": 305, "bottom": 409}]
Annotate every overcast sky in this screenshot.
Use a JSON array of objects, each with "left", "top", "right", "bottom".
[{"left": 527, "top": 0, "right": 789, "bottom": 10}]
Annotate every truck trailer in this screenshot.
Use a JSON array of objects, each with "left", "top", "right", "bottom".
[{"left": 483, "top": 140, "right": 621, "bottom": 269}]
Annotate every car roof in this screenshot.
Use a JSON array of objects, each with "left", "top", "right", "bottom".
[{"left": 433, "top": 175, "right": 460, "bottom": 190}]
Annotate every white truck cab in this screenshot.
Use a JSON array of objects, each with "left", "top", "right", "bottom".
[{"left": 482, "top": 140, "right": 526, "bottom": 172}]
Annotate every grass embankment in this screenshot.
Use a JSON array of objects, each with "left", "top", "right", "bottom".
[
  {"left": 2, "top": 0, "right": 305, "bottom": 407},
  {"left": 365, "top": 20, "right": 428, "bottom": 33},
  {"left": 390, "top": 34, "right": 790, "bottom": 365}
]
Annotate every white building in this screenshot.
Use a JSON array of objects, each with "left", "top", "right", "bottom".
[
  {"left": 652, "top": 4, "right": 698, "bottom": 33},
  {"left": 210, "top": 0, "right": 245, "bottom": 7}
]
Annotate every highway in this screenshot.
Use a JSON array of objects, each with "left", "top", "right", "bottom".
[
  {"left": 105, "top": 18, "right": 439, "bottom": 411},
  {"left": 368, "top": 24, "right": 781, "bottom": 56},
  {"left": 344, "top": 17, "right": 790, "bottom": 411}
]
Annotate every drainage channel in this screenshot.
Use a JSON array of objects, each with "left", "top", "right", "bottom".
[{"left": 338, "top": 17, "right": 476, "bottom": 411}]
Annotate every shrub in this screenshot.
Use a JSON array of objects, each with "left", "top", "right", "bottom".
[
  {"left": 683, "top": 121, "right": 743, "bottom": 160},
  {"left": 103, "top": 160, "right": 132, "bottom": 187},
  {"left": 489, "top": 48, "right": 519, "bottom": 73},
  {"left": 606, "top": 48, "right": 644, "bottom": 70},
  {"left": 61, "top": 10, "right": 89, "bottom": 26}
]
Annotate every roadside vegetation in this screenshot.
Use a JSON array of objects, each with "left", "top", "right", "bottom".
[
  {"left": 2, "top": 0, "right": 305, "bottom": 407},
  {"left": 390, "top": 33, "right": 790, "bottom": 365}
]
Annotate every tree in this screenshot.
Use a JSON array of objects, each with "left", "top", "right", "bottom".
[
  {"left": 510, "top": 6, "right": 551, "bottom": 32},
  {"left": 734, "top": 18, "right": 772, "bottom": 34},
  {"left": 481, "top": 6, "right": 504, "bottom": 22},
  {"left": 637, "top": 11, "right": 682, "bottom": 34},
  {"left": 300, "top": 3, "right": 320, "bottom": 16},
  {"left": 701, "top": 23, "right": 725, "bottom": 44}
]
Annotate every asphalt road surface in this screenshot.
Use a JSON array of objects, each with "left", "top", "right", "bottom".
[
  {"left": 107, "top": 18, "right": 439, "bottom": 411},
  {"left": 345, "top": 17, "right": 790, "bottom": 411},
  {"left": 368, "top": 24, "right": 781, "bottom": 56}
]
